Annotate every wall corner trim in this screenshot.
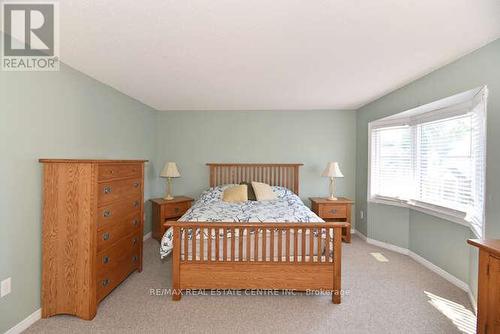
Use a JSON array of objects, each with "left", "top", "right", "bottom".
[
  {"left": 355, "top": 230, "right": 367, "bottom": 241},
  {"left": 354, "top": 230, "right": 477, "bottom": 313},
  {"left": 5, "top": 308, "right": 41, "bottom": 334},
  {"left": 143, "top": 232, "right": 152, "bottom": 242}
]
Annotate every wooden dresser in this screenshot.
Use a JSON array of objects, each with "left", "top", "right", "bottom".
[
  {"left": 468, "top": 239, "right": 500, "bottom": 334},
  {"left": 39, "top": 159, "right": 147, "bottom": 320}
]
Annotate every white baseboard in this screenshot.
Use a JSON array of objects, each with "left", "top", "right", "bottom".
[
  {"left": 467, "top": 287, "right": 478, "bottom": 314},
  {"left": 366, "top": 237, "right": 409, "bottom": 255},
  {"left": 5, "top": 308, "right": 41, "bottom": 334},
  {"left": 407, "top": 251, "right": 468, "bottom": 291},
  {"left": 143, "top": 232, "right": 152, "bottom": 241},
  {"left": 357, "top": 231, "right": 475, "bottom": 308},
  {"left": 354, "top": 230, "right": 367, "bottom": 241}
]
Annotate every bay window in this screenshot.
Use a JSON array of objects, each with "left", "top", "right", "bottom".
[{"left": 368, "top": 86, "right": 487, "bottom": 237}]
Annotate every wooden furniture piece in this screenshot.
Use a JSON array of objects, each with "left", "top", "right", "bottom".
[
  {"left": 468, "top": 239, "right": 500, "bottom": 334},
  {"left": 309, "top": 197, "right": 353, "bottom": 243},
  {"left": 151, "top": 196, "right": 194, "bottom": 241},
  {"left": 167, "top": 163, "right": 346, "bottom": 304},
  {"left": 39, "top": 159, "right": 147, "bottom": 320}
]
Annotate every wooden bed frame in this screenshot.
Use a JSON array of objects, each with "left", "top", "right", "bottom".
[{"left": 166, "top": 163, "right": 346, "bottom": 303}]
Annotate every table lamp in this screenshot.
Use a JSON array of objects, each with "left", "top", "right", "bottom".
[
  {"left": 321, "top": 162, "right": 344, "bottom": 200},
  {"left": 160, "top": 162, "right": 180, "bottom": 200}
]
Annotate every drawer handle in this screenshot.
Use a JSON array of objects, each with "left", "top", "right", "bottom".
[
  {"left": 102, "top": 279, "right": 110, "bottom": 287},
  {"left": 174, "top": 207, "right": 180, "bottom": 213},
  {"left": 109, "top": 170, "right": 114, "bottom": 175},
  {"left": 103, "top": 186, "right": 112, "bottom": 194},
  {"left": 132, "top": 237, "right": 138, "bottom": 245},
  {"left": 103, "top": 232, "right": 110, "bottom": 241},
  {"left": 103, "top": 210, "right": 112, "bottom": 218},
  {"left": 330, "top": 209, "right": 337, "bottom": 214},
  {"left": 132, "top": 219, "right": 139, "bottom": 226},
  {"left": 103, "top": 256, "right": 110, "bottom": 264},
  {"left": 133, "top": 201, "right": 140, "bottom": 208},
  {"left": 133, "top": 182, "right": 140, "bottom": 188},
  {"left": 132, "top": 255, "right": 138, "bottom": 262}
]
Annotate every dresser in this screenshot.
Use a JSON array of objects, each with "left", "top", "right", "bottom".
[
  {"left": 39, "top": 159, "right": 147, "bottom": 320},
  {"left": 151, "top": 197, "right": 194, "bottom": 241},
  {"left": 309, "top": 197, "right": 353, "bottom": 242},
  {"left": 468, "top": 239, "right": 500, "bottom": 334}
]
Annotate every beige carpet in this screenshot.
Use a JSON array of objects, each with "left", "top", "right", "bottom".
[{"left": 26, "top": 235, "right": 475, "bottom": 334}]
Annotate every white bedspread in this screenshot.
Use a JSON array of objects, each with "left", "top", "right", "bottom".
[{"left": 159, "top": 185, "right": 323, "bottom": 258}]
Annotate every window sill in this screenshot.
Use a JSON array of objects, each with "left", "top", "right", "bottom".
[{"left": 368, "top": 197, "right": 478, "bottom": 236}]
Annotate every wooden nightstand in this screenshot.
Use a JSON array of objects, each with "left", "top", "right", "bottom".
[
  {"left": 151, "top": 196, "right": 194, "bottom": 241},
  {"left": 309, "top": 197, "right": 353, "bottom": 243}
]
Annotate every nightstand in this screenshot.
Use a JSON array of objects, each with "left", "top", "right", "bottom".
[
  {"left": 151, "top": 196, "right": 194, "bottom": 241},
  {"left": 309, "top": 197, "right": 353, "bottom": 243}
]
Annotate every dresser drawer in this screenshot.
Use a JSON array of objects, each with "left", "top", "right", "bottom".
[
  {"left": 164, "top": 201, "right": 191, "bottom": 219},
  {"left": 97, "top": 219, "right": 142, "bottom": 253},
  {"left": 97, "top": 196, "right": 142, "bottom": 230},
  {"left": 98, "top": 178, "right": 142, "bottom": 206},
  {"left": 318, "top": 204, "right": 347, "bottom": 219},
  {"left": 96, "top": 232, "right": 141, "bottom": 277},
  {"left": 98, "top": 163, "right": 142, "bottom": 182},
  {"left": 96, "top": 234, "right": 141, "bottom": 301}
]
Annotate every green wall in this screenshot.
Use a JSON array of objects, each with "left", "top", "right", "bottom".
[
  {"left": 0, "top": 63, "right": 157, "bottom": 333},
  {"left": 154, "top": 110, "right": 357, "bottom": 209},
  {"left": 1, "top": 33, "right": 498, "bottom": 333},
  {"left": 355, "top": 38, "right": 500, "bottom": 297}
]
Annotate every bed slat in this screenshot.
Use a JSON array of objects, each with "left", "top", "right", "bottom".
[
  {"left": 172, "top": 222, "right": 345, "bottom": 304},
  {"left": 206, "top": 163, "right": 302, "bottom": 195}
]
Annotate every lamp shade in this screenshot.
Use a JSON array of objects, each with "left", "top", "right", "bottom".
[
  {"left": 321, "top": 162, "right": 344, "bottom": 178},
  {"left": 160, "top": 162, "right": 180, "bottom": 178}
]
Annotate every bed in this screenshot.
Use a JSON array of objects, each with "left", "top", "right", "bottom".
[{"left": 163, "top": 163, "right": 346, "bottom": 303}]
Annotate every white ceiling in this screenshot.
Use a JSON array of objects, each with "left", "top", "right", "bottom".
[{"left": 59, "top": 0, "right": 500, "bottom": 111}]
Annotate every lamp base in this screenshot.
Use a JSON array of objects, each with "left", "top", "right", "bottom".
[
  {"left": 164, "top": 195, "right": 174, "bottom": 201},
  {"left": 326, "top": 196, "right": 338, "bottom": 201}
]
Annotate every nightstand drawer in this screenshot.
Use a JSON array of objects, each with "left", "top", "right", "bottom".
[
  {"left": 319, "top": 204, "right": 347, "bottom": 219},
  {"left": 164, "top": 202, "right": 191, "bottom": 218}
]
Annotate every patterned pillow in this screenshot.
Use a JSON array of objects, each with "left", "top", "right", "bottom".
[{"left": 272, "top": 186, "right": 293, "bottom": 198}]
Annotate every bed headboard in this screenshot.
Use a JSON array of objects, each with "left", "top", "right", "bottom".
[{"left": 206, "top": 163, "right": 303, "bottom": 195}]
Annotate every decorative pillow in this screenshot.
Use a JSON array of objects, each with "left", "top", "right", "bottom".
[
  {"left": 239, "top": 181, "right": 257, "bottom": 201},
  {"left": 222, "top": 185, "right": 248, "bottom": 202},
  {"left": 251, "top": 181, "right": 277, "bottom": 201}
]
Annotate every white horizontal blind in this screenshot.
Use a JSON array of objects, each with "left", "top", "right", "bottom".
[
  {"left": 371, "top": 126, "right": 413, "bottom": 199},
  {"left": 468, "top": 92, "right": 487, "bottom": 237},
  {"left": 369, "top": 86, "right": 487, "bottom": 237},
  {"left": 416, "top": 114, "right": 473, "bottom": 212}
]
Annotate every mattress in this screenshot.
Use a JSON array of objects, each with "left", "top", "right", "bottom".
[{"left": 160, "top": 185, "right": 324, "bottom": 258}]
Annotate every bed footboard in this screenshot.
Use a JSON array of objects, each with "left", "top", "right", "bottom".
[{"left": 167, "top": 222, "right": 345, "bottom": 303}]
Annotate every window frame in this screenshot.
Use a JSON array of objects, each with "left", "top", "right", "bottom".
[{"left": 367, "top": 86, "right": 488, "bottom": 237}]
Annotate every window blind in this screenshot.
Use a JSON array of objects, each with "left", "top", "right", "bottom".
[
  {"left": 416, "top": 114, "right": 473, "bottom": 212},
  {"left": 371, "top": 126, "right": 413, "bottom": 200},
  {"left": 369, "top": 86, "right": 487, "bottom": 237},
  {"left": 468, "top": 92, "right": 487, "bottom": 237}
]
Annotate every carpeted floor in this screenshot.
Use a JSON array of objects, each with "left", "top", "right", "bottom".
[{"left": 26, "top": 235, "right": 475, "bottom": 334}]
